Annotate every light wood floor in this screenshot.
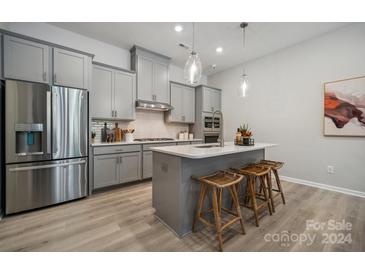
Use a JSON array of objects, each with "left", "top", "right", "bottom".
[{"left": 0, "top": 180, "right": 364, "bottom": 251}]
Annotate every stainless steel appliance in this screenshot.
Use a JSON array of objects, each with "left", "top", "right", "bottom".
[
  {"left": 135, "top": 100, "right": 173, "bottom": 111},
  {"left": 202, "top": 113, "right": 221, "bottom": 132},
  {"left": 5, "top": 80, "right": 88, "bottom": 214}
]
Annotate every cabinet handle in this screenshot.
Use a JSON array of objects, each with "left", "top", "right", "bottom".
[
  {"left": 54, "top": 74, "right": 57, "bottom": 83},
  {"left": 111, "top": 110, "right": 114, "bottom": 117},
  {"left": 43, "top": 72, "right": 47, "bottom": 81},
  {"left": 115, "top": 110, "right": 117, "bottom": 117}
]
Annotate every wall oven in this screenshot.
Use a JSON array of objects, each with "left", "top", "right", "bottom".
[
  {"left": 204, "top": 132, "right": 219, "bottom": 143},
  {"left": 203, "top": 113, "right": 221, "bottom": 132}
]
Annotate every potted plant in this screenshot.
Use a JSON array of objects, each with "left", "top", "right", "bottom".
[
  {"left": 239, "top": 124, "right": 253, "bottom": 145},
  {"left": 91, "top": 131, "right": 96, "bottom": 143}
]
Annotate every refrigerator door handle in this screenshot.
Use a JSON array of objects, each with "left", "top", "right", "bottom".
[
  {"left": 8, "top": 160, "right": 86, "bottom": 172},
  {"left": 46, "top": 90, "right": 52, "bottom": 154}
]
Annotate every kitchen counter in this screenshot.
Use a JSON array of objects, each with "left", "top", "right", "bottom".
[
  {"left": 152, "top": 141, "right": 278, "bottom": 237},
  {"left": 90, "top": 139, "right": 203, "bottom": 146},
  {"left": 150, "top": 142, "right": 277, "bottom": 159}
]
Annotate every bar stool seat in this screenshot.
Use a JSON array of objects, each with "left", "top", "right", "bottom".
[
  {"left": 231, "top": 165, "right": 273, "bottom": 227},
  {"left": 257, "top": 160, "right": 286, "bottom": 212},
  {"left": 192, "top": 170, "right": 245, "bottom": 251}
]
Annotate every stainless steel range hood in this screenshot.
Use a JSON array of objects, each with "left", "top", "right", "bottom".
[{"left": 135, "top": 100, "right": 173, "bottom": 111}]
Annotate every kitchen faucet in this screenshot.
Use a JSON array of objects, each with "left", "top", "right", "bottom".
[{"left": 212, "top": 110, "right": 224, "bottom": 147}]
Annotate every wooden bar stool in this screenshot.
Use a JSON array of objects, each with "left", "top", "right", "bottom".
[
  {"left": 257, "top": 160, "right": 285, "bottom": 212},
  {"left": 192, "top": 170, "right": 246, "bottom": 251},
  {"left": 231, "top": 165, "right": 273, "bottom": 227}
]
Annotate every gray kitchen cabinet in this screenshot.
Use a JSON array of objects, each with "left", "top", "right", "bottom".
[
  {"left": 3, "top": 35, "right": 50, "bottom": 83},
  {"left": 142, "top": 151, "right": 153, "bottom": 179},
  {"left": 93, "top": 151, "right": 141, "bottom": 189},
  {"left": 131, "top": 46, "right": 170, "bottom": 104},
  {"left": 168, "top": 83, "right": 183, "bottom": 122},
  {"left": 182, "top": 85, "right": 195, "bottom": 123},
  {"left": 120, "top": 152, "right": 141, "bottom": 183},
  {"left": 202, "top": 87, "right": 221, "bottom": 112},
  {"left": 167, "top": 82, "right": 195, "bottom": 123},
  {"left": 53, "top": 48, "right": 91, "bottom": 90},
  {"left": 136, "top": 55, "right": 154, "bottom": 101},
  {"left": 93, "top": 154, "right": 120, "bottom": 189},
  {"left": 91, "top": 63, "right": 135, "bottom": 120},
  {"left": 91, "top": 65, "right": 113, "bottom": 118},
  {"left": 153, "top": 62, "right": 169, "bottom": 103},
  {"left": 114, "top": 70, "right": 136, "bottom": 120}
]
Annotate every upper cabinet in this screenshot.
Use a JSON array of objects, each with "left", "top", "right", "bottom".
[
  {"left": 167, "top": 82, "right": 195, "bottom": 123},
  {"left": 3, "top": 35, "right": 50, "bottom": 83},
  {"left": 114, "top": 70, "right": 135, "bottom": 120},
  {"left": 130, "top": 46, "right": 170, "bottom": 104},
  {"left": 53, "top": 48, "right": 91, "bottom": 90},
  {"left": 90, "top": 63, "right": 135, "bottom": 120},
  {"left": 2, "top": 34, "right": 94, "bottom": 88},
  {"left": 196, "top": 85, "right": 222, "bottom": 113}
]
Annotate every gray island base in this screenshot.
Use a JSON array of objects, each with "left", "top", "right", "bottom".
[{"left": 151, "top": 143, "right": 277, "bottom": 238}]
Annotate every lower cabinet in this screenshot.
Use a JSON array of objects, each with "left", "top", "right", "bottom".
[
  {"left": 93, "top": 152, "right": 141, "bottom": 189},
  {"left": 142, "top": 151, "right": 153, "bottom": 179}
]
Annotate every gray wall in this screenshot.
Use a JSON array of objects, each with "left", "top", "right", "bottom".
[{"left": 208, "top": 23, "right": 365, "bottom": 194}]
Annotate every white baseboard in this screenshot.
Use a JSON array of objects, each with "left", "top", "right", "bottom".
[{"left": 280, "top": 175, "right": 365, "bottom": 199}]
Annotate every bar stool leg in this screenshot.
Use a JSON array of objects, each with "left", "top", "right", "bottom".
[
  {"left": 266, "top": 173, "right": 275, "bottom": 213},
  {"left": 273, "top": 169, "right": 286, "bottom": 204},
  {"left": 230, "top": 185, "right": 246, "bottom": 235},
  {"left": 192, "top": 183, "right": 207, "bottom": 232},
  {"left": 248, "top": 176, "right": 260, "bottom": 227},
  {"left": 211, "top": 187, "right": 223, "bottom": 251},
  {"left": 217, "top": 188, "right": 223, "bottom": 215},
  {"left": 259, "top": 176, "right": 272, "bottom": 215}
]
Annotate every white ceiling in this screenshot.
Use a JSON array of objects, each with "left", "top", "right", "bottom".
[{"left": 50, "top": 22, "right": 348, "bottom": 75}]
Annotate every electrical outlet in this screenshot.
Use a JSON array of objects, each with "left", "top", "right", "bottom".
[{"left": 327, "top": 165, "right": 335, "bottom": 174}]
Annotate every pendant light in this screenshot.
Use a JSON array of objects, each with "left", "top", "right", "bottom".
[
  {"left": 238, "top": 22, "right": 248, "bottom": 98},
  {"left": 184, "top": 23, "right": 202, "bottom": 84}
]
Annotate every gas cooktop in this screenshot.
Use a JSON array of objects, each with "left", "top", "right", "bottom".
[{"left": 133, "top": 138, "right": 175, "bottom": 142}]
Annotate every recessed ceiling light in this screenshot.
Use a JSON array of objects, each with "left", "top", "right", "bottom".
[
  {"left": 174, "top": 25, "right": 183, "bottom": 32},
  {"left": 216, "top": 47, "right": 223, "bottom": 53}
]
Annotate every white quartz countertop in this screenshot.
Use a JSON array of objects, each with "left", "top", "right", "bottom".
[
  {"left": 150, "top": 142, "right": 278, "bottom": 159},
  {"left": 90, "top": 139, "right": 203, "bottom": 147}
]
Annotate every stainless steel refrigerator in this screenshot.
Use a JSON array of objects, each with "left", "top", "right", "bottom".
[{"left": 4, "top": 80, "right": 88, "bottom": 214}]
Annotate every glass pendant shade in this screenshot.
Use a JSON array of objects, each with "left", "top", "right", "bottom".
[
  {"left": 239, "top": 74, "right": 248, "bottom": 97},
  {"left": 184, "top": 52, "right": 202, "bottom": 84}
]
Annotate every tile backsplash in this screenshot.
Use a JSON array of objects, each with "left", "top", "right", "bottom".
[{"left": 91, "top": 110, "right": 189, "bottom": 142}]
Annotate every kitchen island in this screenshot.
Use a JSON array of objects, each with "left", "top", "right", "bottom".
[{"left": 151, "top": 142, "right": 277, "bottom": 237}]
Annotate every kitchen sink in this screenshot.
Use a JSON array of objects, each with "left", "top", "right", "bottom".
[{"left": 195, "top": 145, "right": 221, "bottom": 148}]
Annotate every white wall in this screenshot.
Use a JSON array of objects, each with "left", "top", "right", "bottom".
[
  {"left": 208, "top": 23, "right": 365, "bottom": 194},
  {"left": 1, "top": 22, "right": 206, "bottom": 137}
]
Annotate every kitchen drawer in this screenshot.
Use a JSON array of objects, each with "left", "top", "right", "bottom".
[
  {"left": 93, "top": 144, "right": 141, "bottom": 155},
  {"left": 142, "top": 142, "right": 177, "bottom": 151},
  {"left": 190, "top": 141, "right": 203, "bottom": 144}
]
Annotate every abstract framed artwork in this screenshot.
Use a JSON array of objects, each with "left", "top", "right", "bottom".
[{"left": 324, "top": 76, "right": 365, "bottom": 136}]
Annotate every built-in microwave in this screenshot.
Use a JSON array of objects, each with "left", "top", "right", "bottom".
[{"left": 203, "top": 113, "right": 221, "bottom": 132}]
